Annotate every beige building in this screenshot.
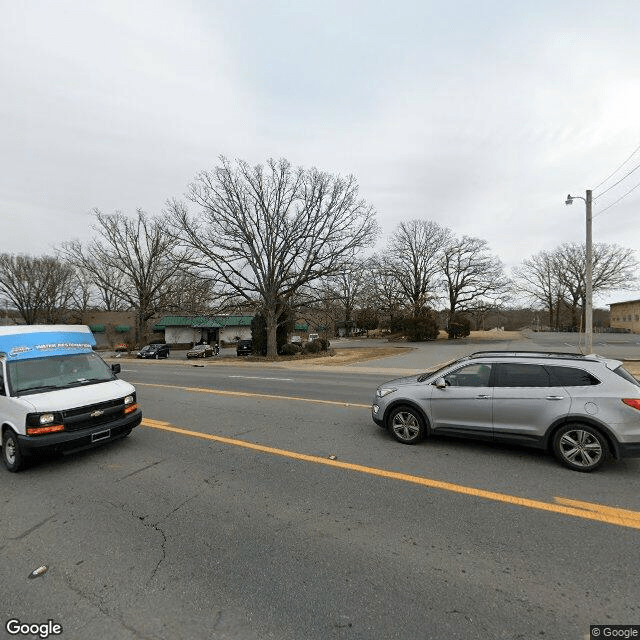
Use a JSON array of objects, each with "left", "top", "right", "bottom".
[{"left": 609, "top": 299, "right": 640, "bottom": 333}]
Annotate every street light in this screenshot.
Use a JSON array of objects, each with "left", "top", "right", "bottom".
[{"left": 565, "top": 190, "right": 593, "bottom": 354}]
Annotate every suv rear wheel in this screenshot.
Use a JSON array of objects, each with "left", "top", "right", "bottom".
[
  {"left": 388, "top": 405, "right": 426, "bottom": 444},
  {"left": 552, "top": 424, "right": 608, "bottom": 472}
]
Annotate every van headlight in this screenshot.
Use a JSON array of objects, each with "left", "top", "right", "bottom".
[
  {"left": 26, "top": 412, "right": 63, "bottom": 426},
  {"left": 124, "top": 394, "right": 135, "bottom": 405},
  {"left": 26, "top": 412, "right": 64, "bottom": 435},
  {"left": 376, "top": 387, "right": 397, "bottom": 398}
]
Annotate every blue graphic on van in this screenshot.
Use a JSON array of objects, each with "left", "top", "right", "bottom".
[{"left": 0, "top": 330, "right": 96, "bottom": 361}]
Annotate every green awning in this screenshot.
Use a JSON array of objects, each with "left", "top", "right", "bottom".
[
  {"left": 89, "top": 324, "right": 105, "bottom": 333},
  {"left": 115, "top": 325, "right": 130, "bottom": 332},
  {"left": 294, "top": 323, "right": 308, "bottom": 331}
]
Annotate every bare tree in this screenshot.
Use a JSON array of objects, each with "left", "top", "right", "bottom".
[
  {"left": 0, "top": 254, "right": 75, "bottom": 324},
  {"left": 386, "top": 220, "right": 449, "bottom": 317},
  {"left": 321, "top": 265, "right": 369, "bottom": 336},
  {"left": 440, "top": 235, "right": 510, "bottom": 323},
  {"left": 365, "top": 256, "right": 405, "bottom": 326},
  {"left": 555, "top": 242, "right": 638, "bottom": 329},
  {"left": 168, "top": 157, "right": 378, "bottom": 356},
  {"left": 513, "top": 250, "right": 565, "bottom": 329},
  {"left": 60, "top": 210, "right": 186, "bottom": 344}
]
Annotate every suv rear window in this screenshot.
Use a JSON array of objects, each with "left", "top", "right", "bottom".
[
  {"left": 613, "top": 366, "right": 640, "bottom": 388},
  {"left": 494, "top": 363, "right": 550, "bottom": 387},
  {"left": 547, "top": 366, "right": 600, "bottom": 386}
]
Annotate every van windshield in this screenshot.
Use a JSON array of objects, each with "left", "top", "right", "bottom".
[{"left": 7, "top": 352, "right": 115, "bottom": 396}]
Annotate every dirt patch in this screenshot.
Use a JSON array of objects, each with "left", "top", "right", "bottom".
[
  {"left": 623, "top": 361, "right": 640, "bottom": 377},
  {"left": 308, "top": 346, "right": 413, "bottom": 366}
]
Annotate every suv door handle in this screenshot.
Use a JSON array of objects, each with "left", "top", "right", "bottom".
[
  {"left": 476, "top": 394, "right": 491, "bottom": 399},
  {"left": 546, "top": 395, "right": 565, "bottom": 400}
]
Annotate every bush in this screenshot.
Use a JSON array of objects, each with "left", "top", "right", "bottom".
[
  {"left": 303, "top": 340, "right": 322, "bottom": 354},
  {"left": 398, "top": 312, "right": 440, "bottom": 341},
  {"left": 317, "top": 338, "right": 330, "bottom": 351},
  {"left": 447, "top": 314, "right": 471, "bottom": 339},
  {"left": 279, "top": 343, "right": 301, "bottom": 356}
]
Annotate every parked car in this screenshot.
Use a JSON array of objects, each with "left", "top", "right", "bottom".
[
  {"left": 236, "top": 339, "right": 253, "bottom": 356},
  {"left": 371, "top": 350, "right": 640, "bottom": 472},
  {"left": 137, "top": 344, "right": 170, "bottom": 359},
  {"left": 186, "top": 344, "right": 214, "bottom": 359},
  {"left": 308, "top": 333, "right": 320, "bottom": 342}
]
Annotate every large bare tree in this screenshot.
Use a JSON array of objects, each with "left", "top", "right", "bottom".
[
  {"left": 386, "top": 220, "right": 449, "bottom": 317},
  {"left": 440, "top": 234, "right": 510, "bottom": 323},
  {"left": 513, "top": 250, "right": 566, "bottom": 329},
  {"left": 555, "top": 242, "right": 638, "bottom": 329},
  {"left": 60, "top": 210, "right": 186, "bottom": 344},
  {"left": 168, "top": 157, "right": 378, "bottom": 356},
  {"left": 0, "top": 253, "right": 75, "bottom": 324},
  {"left": 321, "top": 264, "right": 369, "bottom": 336}
]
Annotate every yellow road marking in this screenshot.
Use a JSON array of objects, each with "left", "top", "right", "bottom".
[
  {"left": 134, "top": 382, "right": 370, "bottom": 408},
  {"left": 554, "top": 497, "right": 640, "bottom": 522},
  {"left": 141, "top": 418, "right": 640, "bottom": 530}
]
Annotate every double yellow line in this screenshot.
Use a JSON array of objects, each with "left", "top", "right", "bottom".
[{"left": 141, "top": 416, "right": 640, "bottom": 531}]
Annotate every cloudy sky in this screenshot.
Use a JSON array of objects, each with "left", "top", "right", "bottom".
[{"left": 2, "top": 0, "right": 640, "bottom": 305}]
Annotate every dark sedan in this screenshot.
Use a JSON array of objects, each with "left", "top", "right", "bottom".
[
  {"left": 137, "top": 344, "right": 170, "bottom": 359},
  {"left": 187, "top": 344, "right": 215, "bottom": 359},
  {"left": 236, "top": 340, "right": 253, "bottom": 356}
]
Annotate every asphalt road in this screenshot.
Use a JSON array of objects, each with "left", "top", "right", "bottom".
[{"left": 2, "top": 345, "right": 640, "bottom": 640}]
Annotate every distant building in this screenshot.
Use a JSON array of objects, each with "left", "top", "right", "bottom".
[
  {"left": 609, "top": 299, "right": 640, "bottom": 333},
  {"left": 153, "top": 315, "right": 253, "bottom": 345}
]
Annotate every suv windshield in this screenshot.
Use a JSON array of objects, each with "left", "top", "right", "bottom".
[{"left": 7, "top": 352, "right": 115, "bottom": 396}]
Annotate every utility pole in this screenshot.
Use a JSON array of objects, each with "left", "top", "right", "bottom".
[
  {"left": 565, "top": 190, "right": 593, "bottom": 354},
  {"left": 585, "top": 189, "right": 593, "bottom": 355}
]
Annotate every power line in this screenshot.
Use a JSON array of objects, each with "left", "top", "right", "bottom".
[
  {"left": 593, "top": 140, "right": 640, "bottom": 192},
  {"left": 593, "top": 158, "right": 640, "bottom": 201},
  {"left": 593, "top": 179, "right": 640, "bottom": 218}
]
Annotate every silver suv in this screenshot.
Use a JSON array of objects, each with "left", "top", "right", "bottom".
[{"left": 371, "top": 351, "right": 640, "bottom": 472}]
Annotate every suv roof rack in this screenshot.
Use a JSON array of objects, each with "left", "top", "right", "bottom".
[{"left": 467, "top": 350, "right": 587, "bottom": 361}]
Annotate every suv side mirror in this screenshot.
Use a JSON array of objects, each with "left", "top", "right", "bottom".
[
  {"left": 434, "top": 377, "right": 447, "bottom": 389},
  {"left": 111, "top": 363, "right": 121, "bottom": 374}
]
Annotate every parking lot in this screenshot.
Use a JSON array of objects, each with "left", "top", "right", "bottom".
[{"left": 2, "top": 333, "right": 640, "bottom": 639}]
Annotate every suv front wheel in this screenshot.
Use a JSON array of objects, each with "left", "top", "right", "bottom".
[
  {"left": 388, "top": 405, "right": 426, "bottom": 444},
  {"left": 552, "top": 424, "right": 608, "bottom": 472}
]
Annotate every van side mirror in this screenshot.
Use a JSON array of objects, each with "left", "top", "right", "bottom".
[
  {"left": 434, "top": 377, "right": 447, "bottom": 389},
  {"left": 111, "top": 363, "right": 121, "bottom": 374}
]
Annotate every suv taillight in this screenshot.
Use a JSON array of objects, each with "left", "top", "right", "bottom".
[{"left": 622, "top": 399, "right": 640, "bottom": 410}]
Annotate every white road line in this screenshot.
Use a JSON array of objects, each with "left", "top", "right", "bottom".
[{"left": 229, "top": 375, "right": 294, "bottom": 381}]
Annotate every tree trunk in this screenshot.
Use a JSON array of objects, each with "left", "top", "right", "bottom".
[{"left": 265, "top": 308, "right": 278, "bottom": 357}]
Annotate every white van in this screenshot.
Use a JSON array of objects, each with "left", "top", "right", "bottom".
[{"left": 0, "top": 325, "right": 141, "bottom": 472}]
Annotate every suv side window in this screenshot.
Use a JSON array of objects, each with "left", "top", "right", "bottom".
[
  {"left": 444, "top": 363, "right": 492, "bottom": 387},
  {"left": 494, "top": 363, "right": 550, "bottom": 387},
  {"left": 547, "top": 366, "right": 600, "bottom": 386}
]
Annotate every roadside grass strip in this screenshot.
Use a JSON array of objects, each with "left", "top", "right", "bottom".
[{"left": 141, "top": 417, "right": 640, "bottom": 531}]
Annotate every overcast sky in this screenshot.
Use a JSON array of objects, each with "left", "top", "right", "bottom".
[{"left": 2, "top": 0, "right": 640, "bottom": 306}]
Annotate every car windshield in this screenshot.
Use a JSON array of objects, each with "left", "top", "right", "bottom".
[{"left": 7, "top": 352, "right": 115, "bottom": 396}]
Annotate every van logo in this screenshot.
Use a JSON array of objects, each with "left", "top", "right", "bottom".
[{"left": 90, "top": 410, "right": 104, "bottom": 418}]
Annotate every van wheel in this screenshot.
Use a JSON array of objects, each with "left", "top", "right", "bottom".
[
  {"left": 388, "top": 405, "right": 426, "bottom": 444},
  {"left": 552, "top": 424, "right": 608, "bottom": 472},
  {"left": 2, "top": 429, "right": 25, "bottom": 472}
]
